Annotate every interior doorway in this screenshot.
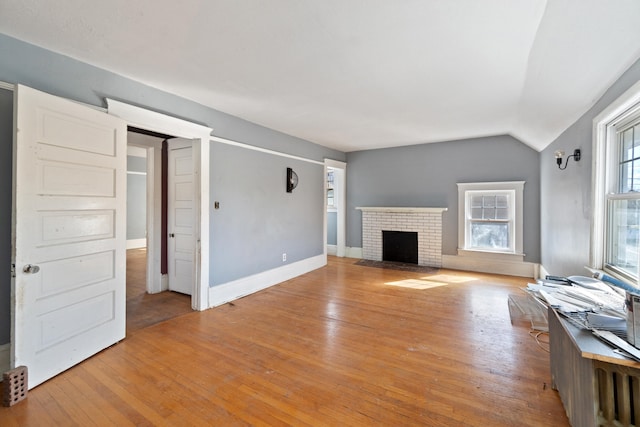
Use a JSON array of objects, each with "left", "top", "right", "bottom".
[
  {"left": 108, "top": 98, "right": 212, "bottom": 311},
  {"left": 325, "top": 159, "right": 346, "bottom": 257},
  {"left": 126, "top": 129, "right": 192, "bottom": 333}
]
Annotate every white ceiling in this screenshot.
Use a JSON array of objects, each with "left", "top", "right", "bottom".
[{"left": 2, "top": 0, "right": 640, "bottom": 152}]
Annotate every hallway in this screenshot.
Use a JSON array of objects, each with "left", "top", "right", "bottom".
[{"left": 126, "top": 248, "right": 192, "bottom": 335}]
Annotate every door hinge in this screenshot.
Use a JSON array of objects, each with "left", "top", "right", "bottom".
[{"left": 11, "top": 263, "right": 16, "bottom": 278}]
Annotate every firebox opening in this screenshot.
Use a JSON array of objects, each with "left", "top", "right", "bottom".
[{"left": 382, "top": 230, "right": 418, "bottom": 264}]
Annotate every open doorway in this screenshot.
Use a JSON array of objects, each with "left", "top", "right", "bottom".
[
  {"left": 126, "top": 129, "right": 191, "bottom": 334},
  {"left": 107, "top": 98, "right": 212, "bottom": 311},
  {"left": 325, "top": 159, "right": 346, "bottom": 257}
]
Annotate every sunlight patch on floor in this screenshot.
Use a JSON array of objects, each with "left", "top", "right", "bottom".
[
  {"left": 384, "top": 279, "right": 449, "bottom": 290},
  {"left": 422, "top": 274, "right": 478, "bottom": 284}
]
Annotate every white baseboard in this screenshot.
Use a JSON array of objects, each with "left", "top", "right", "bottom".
[
  {"left": 441, "top": 254, "right": 538, "bottom": 278},
  {"left": 538, "top": 264, "right": 550, "bottom": 280},
  {"left": 0, "top": 343, "right": 9, "bottom": 380},
  {"left": 126, "top": 238, "right": 146, "bottom": 249},
  {"left": 208, "top": 254, "right": 327, "bottom": 307},
  {"left": 345, "top": 247, "right": 363, "bottom": 259},
  {"left": 327, "top": 245, "right": 337, "bottom": 256}
]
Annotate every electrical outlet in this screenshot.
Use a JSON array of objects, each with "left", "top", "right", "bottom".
[{"left": 282, "top": 253, "right": 287, "bottom": 262}]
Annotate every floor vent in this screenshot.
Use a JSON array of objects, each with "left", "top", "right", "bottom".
[{"left": 2, "top": 366, "right": 28, "bottom": 407}]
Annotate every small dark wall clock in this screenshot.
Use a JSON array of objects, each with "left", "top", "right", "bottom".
[{"left": 286, "top": 167, "right": 298, "bottom": 193}]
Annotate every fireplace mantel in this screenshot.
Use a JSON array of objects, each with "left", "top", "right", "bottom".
[{"left": 356, "top": 207, "right": 447, "bottom": 213}]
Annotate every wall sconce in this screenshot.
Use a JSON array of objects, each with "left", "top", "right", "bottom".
[
  {"left": 554, "top": 149, "right": 581, "bottom": 170},
  {"left": 286, "top": 167, "right": 298, "bottom": 193}
]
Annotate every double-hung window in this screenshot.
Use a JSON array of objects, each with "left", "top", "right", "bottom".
[
  {"left": 592, "top": 81, "right": 640, "bottom": 285},
  {"left": 604, "top": 119, "right": 640, "bottom": 281},
  {"left": 457, "top": 181, "right": 525, "bottom": 257},
  {"left": 468, "top": 191, "right": 512, "bottom": 251}
]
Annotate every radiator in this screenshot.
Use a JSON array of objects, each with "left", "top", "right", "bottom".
[{"left": 595, "top": 361, "right": 640, "bottom": 427}]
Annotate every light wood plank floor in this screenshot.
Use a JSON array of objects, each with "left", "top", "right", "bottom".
[
  {"left": 1, "top": 257, "right": 568, "bottom": 426},
  {"left": 125, "top": 248, "right": 192, "bottom": 335}
]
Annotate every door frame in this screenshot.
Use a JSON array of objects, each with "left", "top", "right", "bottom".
[
  {"left": 126, "top": 134, "right": 163, "bottom": 297},
  {"left": 107, "top": 99, "right": 212, "bottom": 311},
  {"left": 324, "top": 159, "right": 346, "bottom": 257}
]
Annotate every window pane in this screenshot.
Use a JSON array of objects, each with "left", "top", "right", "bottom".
[
  {"left": 496, "top": 208, "right": 509, "bottom": 220},
  {"left": 607, "top": 198, "right": 640, "bottom": 279},
  {"left": 496, "top": 195, "right": 508, "bottom": 208},
  {"left": 622, "top": 128, "right": 634, "bottom": 162},
  {"left": 619, "top": 125, "right": 640, "bottom": 192},
  {"left": 470, "top": 222, "right": 509, "bottom": 250},
  {"left": 483, "top": 208, "right": 496, "bottom": 219},
  {"left": 635, "top": 124, "right": 640, "bottom": 159},
  {"left": 470, "top": 207, "right": 483, "bottom": 219},
  {"left": 327, "top": 189, "right": 334, "bottom": 207},
  {"left": 483, "top": 196, "right": 495, "bottom": 208},
  {"left": 623, "top": 159, "right": 640, "bottom": 193},
  {"left": 632, "top": 160, "right": 640, "bottom": 192},
  {"left": 471, "top": 195, "right": 483, "bottom": 208},
  {"left": 620, "top": 161, "right": 633, "bottom": 193}
]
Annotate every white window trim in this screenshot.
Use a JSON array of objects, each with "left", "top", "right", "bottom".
[
  {"left": 591, "top": 79, "right": 640, "bottom": 272},
  {"left": 457, "top": 181, "right": 525, "bottom": 261}
]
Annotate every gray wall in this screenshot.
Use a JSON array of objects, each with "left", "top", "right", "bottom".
[
  {"left": 327, "top": 211, "right": 337, "bottom": 245},
  {"left": 0, "top": 33, "right": 345, "bottom": 345},
  {"left": 210, "top": 142, "right": 324, "bottom": 285},
  {"left": 127, "top": 155, "right": 147, "bottom": 241},
  {"left": 0, "top": 34, "right": 344, "bottom": 164},
  {"left": 346, "top": 135, "right": 541, "bottom": 262},
  {"left": 0, "top": 88, "right": 12, "bottom": 344},
  {"left": 540, "top": 58, "right": 640, "bottom": 276}
]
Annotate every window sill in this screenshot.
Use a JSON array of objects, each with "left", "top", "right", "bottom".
[{"left": 457, "top": 248, "right": 525, "bottom": 263}]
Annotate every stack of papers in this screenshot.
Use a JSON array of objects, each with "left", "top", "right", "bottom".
[{"left": 526, "top": 279, "right": 626, "bottom": 331}]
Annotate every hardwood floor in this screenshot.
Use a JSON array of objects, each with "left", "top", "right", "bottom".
[
  {"left": 1, "top": 257, "right": 568, "bottom": 426},
  {"left": 126, "top": 248, "right": 192, "bottom": 335}
]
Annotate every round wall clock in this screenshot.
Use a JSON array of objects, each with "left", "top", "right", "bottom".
[{"left": 286, "top": 167, "right": 298, "bottom": 193}]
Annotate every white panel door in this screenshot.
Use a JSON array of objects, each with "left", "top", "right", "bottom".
[
  {"left": 12, "top": 85, "right": 127, "bottom": 389},
  {"left": 168, "top": 139, "right": 195, "bottom": 295}
]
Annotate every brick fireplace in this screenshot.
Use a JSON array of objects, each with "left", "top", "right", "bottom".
[{"left": 356, "top": 207, "right": 447, "bottom": 267}]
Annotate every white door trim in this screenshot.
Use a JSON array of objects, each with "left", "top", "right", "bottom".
[
  {"left": 128, "top": 137, "right": 164, "bottom": 294},
  {"left": 106, "top": 99, "right": 212, "bottom": 311}
]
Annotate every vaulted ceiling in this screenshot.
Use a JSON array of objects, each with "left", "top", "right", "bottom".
[{"left": 2, "top": 0, "right": 640, "bottom": 152}]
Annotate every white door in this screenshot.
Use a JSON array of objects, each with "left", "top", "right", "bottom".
[
  {"left": 12, "top": 85, "right": 127, "bottom": 389},
  {"left": 167, "top": 139, "right": 195, "bottom": 295}
]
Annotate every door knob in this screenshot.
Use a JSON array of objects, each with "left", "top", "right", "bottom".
[
  {"left": 169, "top": 233, "right": 175, "bottom": 238},
  {"left": 23, "top": 264, "right": 40, "bottom": 274}
]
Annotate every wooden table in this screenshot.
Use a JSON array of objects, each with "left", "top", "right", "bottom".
[{"left": 549, "top": 308, "right": 640, "bottom": 427}]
